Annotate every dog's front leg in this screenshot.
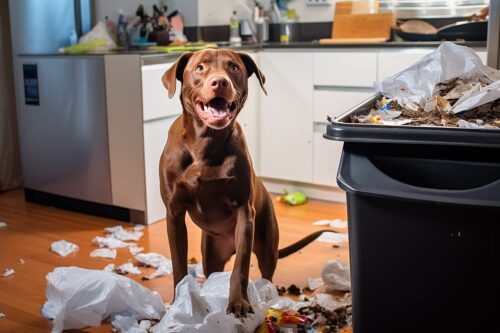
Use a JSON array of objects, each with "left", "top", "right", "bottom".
[
  {"left": 227, "top": 204, "right": 255, "bottom": 317},
  {"left": 166, "top": 206, "right": 188, "bottom": 290}
]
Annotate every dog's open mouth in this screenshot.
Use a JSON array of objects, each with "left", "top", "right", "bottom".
[{"left": 195, "top": 97, "right": 237, "bottom": 128}]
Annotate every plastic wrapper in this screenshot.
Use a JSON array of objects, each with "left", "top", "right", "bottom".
[
  {"left": 151, "top": 272, "right": 278, "bottom": 333},
  {"left": 321, "top": 260, "right": 351, "bottom": 291},
  {"left": 374, "top": 42, "right": 500, "bottom": 114},
  {"left": 90, "top": 248, "right": 117, "bottom": 259},
  {"left": 316, "top": 232, "right": 349, "bottom": 244},
  {"left": 51, "top": 240, "right": 79, "bottom": 257},
  {"left": 78, "top": 22, "right": 116, "bottom": 50},
  {"left": 41, "top": 267, "right": 165, "bottom": 333}
]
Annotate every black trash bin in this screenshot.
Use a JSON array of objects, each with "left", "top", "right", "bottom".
[{"left": 325, "top": 94, "right": 500, "bottom": 333}]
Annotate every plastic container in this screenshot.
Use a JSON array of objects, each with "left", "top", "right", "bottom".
[{"left": 325, "top": 94, "right": 500, "bottom": 332}]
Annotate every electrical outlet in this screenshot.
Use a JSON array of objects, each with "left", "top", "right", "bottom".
[{"left": 306, "top": 0, "right": 332, "bottom": 6}]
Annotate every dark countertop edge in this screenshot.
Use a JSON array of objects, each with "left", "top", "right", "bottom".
[{"left": 17, "top": 40, "right": 487, "bottom": 58}]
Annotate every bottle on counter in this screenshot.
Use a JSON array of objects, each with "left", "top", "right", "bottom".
[{"left": 229, "top": 11, "right": 242, "bottom": 45}]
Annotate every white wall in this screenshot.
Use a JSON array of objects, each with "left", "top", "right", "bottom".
[
  {"left": 92, "top": 0, "right": 198, "bottom": 26},
  {"left": 93, "top": 0, "right": 334, "bottom": 27}
]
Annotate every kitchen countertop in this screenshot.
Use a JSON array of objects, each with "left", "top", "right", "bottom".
[{"left": 19, "top": 40, "right": 487, "bottom": 60}]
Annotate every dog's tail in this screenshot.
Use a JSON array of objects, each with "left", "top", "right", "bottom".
[{"left": 277, "top": 229, "right": 336, "bottom": 259}]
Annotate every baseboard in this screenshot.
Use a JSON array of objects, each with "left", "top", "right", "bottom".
[
  {"left": 24, "top": 188, "right": 145, "bottom": 224},
  {"left": 261, "top": 178, "right": 346, "bottom": 203}
]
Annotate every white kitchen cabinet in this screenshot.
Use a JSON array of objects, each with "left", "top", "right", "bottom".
[
  {"left": 236, "top": 52, "right": 260, "bottom": 174},
  {"left": 314, "top": 89, "right": 374, "bottom": 122},
  {"left": 378, "top": 50, "right": 433, "bottom": 80},
  {"left": 314, "top": 52, "right": 377, "bottom": 87},
  {"left": 142, "top": 63, "right": 182, "bottom": 121},
  {"left": 143, "top": 115, "right": 177, "bottom": 223},
  {"left": 259, "top": 51, "right": 314, "bottom": 183},
  {"left": 313, "top": 131, "right": 343, "bottom": 187}
]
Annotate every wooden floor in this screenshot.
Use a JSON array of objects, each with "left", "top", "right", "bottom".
[{"left": 0, "top": 188, "right": 348, "bottom": 332}]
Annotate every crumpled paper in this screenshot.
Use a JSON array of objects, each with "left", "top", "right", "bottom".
[
  {"left": 312, "top": 219, "right": 348, "bottom": 228},
  {"left": 90, "top": 248, "right": 117, "bottom": 259},
  {"left": 105, "top": 225, "right": 144, "bottom": 242},
  {"left": 41, "top": 266, "right": 164, "bottom": 333},
  {"left": 117, "top": 262, "right": 142, "bottom": 275},
  {"left": 316, "top": 232, "right": 349, "bottom": 244},
  {"left": 51, "top": 240, "right": 79, "bottom": 257},
  {"left": 93, "top": 236, "right": 135, "bottom": 249},
  {"left": 2, "top": 268, "right": 14, "bottom": 277},
  {"left": 135, "top": 253, "right": 173, "bottom": 280},
  {"left": 151, "top": 272, "right": 278, "bottom": 333},
  {"left": 375, "top": 42, "right": 500, "bottom": 113},
  {"left": 321, "top": 260, "right": 351, "bottom": 291},
  {"left": 112, "top": 315, "right": 153, "bottom": 333}
]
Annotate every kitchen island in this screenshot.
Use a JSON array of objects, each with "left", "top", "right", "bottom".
[{"left": 14, "top": 41, "right": 487, "bottom": 224}]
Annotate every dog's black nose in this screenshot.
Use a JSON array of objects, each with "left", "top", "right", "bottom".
[{"left": 210, "top": 76, "right": 229, "bottom": 90}]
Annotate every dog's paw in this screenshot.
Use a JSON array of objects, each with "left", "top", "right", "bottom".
[{"left": 226, "top": 297, "right": 254, "bottom": 318}]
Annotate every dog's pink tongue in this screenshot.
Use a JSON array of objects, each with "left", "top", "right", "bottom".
[{"left": 207, "top": 98, "right": 228, "bottom": 117}]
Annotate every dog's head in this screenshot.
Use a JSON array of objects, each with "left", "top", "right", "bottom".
[{"left": 162, "top": 49, "right": 266, "bottom": 130}]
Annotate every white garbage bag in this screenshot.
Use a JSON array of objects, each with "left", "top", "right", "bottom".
[
  {"left": 41, "top": 267, "right": 165, "bottom": 333},
  {"left": 151, "top": 272, "right": 278, "bottom": 333},
  {"left": 374, "top": 41, "right": 500, "bottom": 113}
]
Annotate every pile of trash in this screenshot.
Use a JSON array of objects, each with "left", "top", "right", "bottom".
[
  {"left": 348, "top": 42, "right": 500, "bottom": 129},
  {"left": 40, "top": 259, "right": 352, "bottom": 333}
]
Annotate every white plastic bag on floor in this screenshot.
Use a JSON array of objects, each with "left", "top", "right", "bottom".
[
  {"left": 41, "top": 267, "right": 165, "bottom": 333},
  {"left": 375, "top": 41, "right": 500, "bottom": 113},
  {"left": 321, "top": 260, "right": 351, "bottom": 291},
  {"left": 152, "top": 272, "right": 278, "bottom": 333}
]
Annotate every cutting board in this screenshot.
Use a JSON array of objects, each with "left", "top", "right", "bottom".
[{"left": 331, "top": 1, "right": 395, "bottom": 40}]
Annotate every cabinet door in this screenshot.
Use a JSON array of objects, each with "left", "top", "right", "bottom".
[
  {"left": 259, "top": 52, "right": 313, "bottom": 183},
  {"left": 314, "top": 52, "right": 377, "bottom": 87},
  {"left": 313, "top": 131, "right": 343, "bottom": 187},
  {"left": 143, "top": 115, "right": 178, "bottom": 224},
  {"left": 142, "top": 63, "right": 182, "bottom": 121},
  {"left": 237, "top": 52, "right": 260, "bottom": 174},
  {"left": 378, "top": 50, "right": 433, "bottom": 80}
]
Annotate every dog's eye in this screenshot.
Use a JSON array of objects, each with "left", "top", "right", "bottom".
[
  {"left": 195, "top": 65, "right": 204, "bottom": 72},
  {"left": 230, "top": 64, "right": 239, "bottom": 73}
]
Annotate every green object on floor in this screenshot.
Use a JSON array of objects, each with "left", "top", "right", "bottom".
[
  {"left": 284, "top": 191, "right": 307, "bottom": 206},
  {"left": 152, "top": 43, "right": 218, "bottom": 53}
]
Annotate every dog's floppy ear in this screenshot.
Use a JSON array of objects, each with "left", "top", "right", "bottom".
[
  {"left": 162, "top": 52, "right": 193, "bottom": 98},
  {"left": 238, "top": 52, "right": 267, "bottom": 95}
]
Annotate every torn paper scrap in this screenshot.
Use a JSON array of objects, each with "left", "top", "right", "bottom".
[
  {"left": 116, "top": 262, "right": 141, "bottom": 275},
  {"left": 316, "top": 232, "right": 349, "bottom": 244},
  {"left": 3, "top": 268, "right": 14, "bottom": 277},
  {"left": 112, "top": 315, "right": 153, "bottom": 333},
  {"left": 51, "top": 240, "right": 79, "bottom": 257},
  {"left": 129, "top": 246, "right": 144, "bottom": 256},
  {"left": 307, "top": 277, "right": 324, "bottom": 291},
  {"left": 90, "top": 248, "right": 117, "bottom": 259},
  {"left": 92, "top": 236, "right": 135, "bottom": 249},
  {"left": 312, "top": 219, "right": 348, "bottom": 228},
  {"left": 134, "top": 224, "right": 145, "bottom": 231},
  {"left": 0, "top": 312, "right": 5, "bottom": 318},
  {"left": 41, "top": 266, "right": 164, "bottom": 333},
  {"left": 105, "top": 225, "right": 144, "bottom": 242},
  {"left": 104, "top": 264, "right": 115, "bottom": 272},
  {"left": 135, "top": 253, "right": 169, "bottom": 268},
  {"left": 151, "top": 272, "right": 278, "bottom": 333},
  {"left": 19, "top": 258, "right": 25, "bottom": 264},
  {"left": 321, "top": 260, "right": 351, "bottom": 291},
  {"left": 142, "top": 261, "right": 173, "bottom": 280},
  {"left": 313, "top": 292, "right": 352, "bottom": 311},
  {"left": 0, "top": 221, "right": 6, "bottom": 229}
]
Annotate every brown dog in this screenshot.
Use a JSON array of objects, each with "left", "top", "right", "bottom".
[{"left": 160, "top": 49, "right": 329, "bottom": 317}]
